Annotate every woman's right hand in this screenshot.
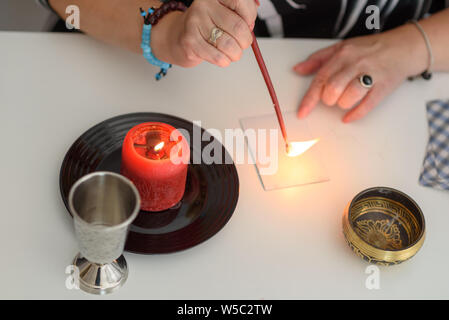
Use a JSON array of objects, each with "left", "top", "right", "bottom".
[{"left": 151, "top": 0, "right": 259, "bottom": 68}]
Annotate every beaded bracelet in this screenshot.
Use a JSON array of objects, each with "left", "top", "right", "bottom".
[{"left": 140, "top": 1, "right": 187, "bottom": 80}]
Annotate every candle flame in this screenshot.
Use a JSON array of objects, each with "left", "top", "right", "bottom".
[
  {"left": 286, "top": 139, "right": 319, "bottom": 157},
  {"left": 154, "top": 141, "right": 165, "bottom": 152}
]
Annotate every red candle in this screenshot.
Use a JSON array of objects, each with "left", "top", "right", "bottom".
[{"left": 121, "top": 122, "right": 190, "bottom": 212}]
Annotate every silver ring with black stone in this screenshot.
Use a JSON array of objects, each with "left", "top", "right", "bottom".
[{"left": 359, "top": 74, "right": 374, "bottom": 89}]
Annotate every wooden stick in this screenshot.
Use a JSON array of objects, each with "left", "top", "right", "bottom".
[{"left": 251, "top": 32, "right": 289, "bottom": 149}]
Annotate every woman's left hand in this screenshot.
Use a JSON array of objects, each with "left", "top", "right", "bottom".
[{"left": 295, "top": 24, "right": 428, "bottom": 123}]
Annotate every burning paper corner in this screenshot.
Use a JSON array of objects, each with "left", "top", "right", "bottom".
[{"left": 287, "top": 139, "right": 319, "bottom": 157}]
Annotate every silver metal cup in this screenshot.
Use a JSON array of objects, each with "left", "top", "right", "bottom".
[{"left": 68, "top": 172, "right": 140, "bottom": 295}]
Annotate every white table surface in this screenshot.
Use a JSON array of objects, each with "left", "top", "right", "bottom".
[{"left": 1, "top": 31, "right": 448, "bottom": 300}]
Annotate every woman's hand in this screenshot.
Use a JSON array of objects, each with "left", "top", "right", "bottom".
[
  {"left": 152, "top": 0, "right": 258, "bottom": 68},
  {"left": 294, "top": 24, "right": 429, "bottom": 123}
]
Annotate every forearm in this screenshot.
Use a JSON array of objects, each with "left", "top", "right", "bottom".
[
  {"left": 418, "top": 8, "right": 449, "bottom": 72},
  {"left": 48, "top": 0, "right": 160, "bottom": 53},
  {"left": 378, "top": 8, "right": 449, "bottom": 77}
]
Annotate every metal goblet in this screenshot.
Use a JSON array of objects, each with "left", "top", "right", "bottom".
[{"left": 68, "top": 172, "right": 140, "bottom": 295}]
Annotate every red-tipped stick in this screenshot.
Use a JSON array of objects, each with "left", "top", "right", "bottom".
[{"left": 251, "top": 32, "right": 289, "bottom": 150}]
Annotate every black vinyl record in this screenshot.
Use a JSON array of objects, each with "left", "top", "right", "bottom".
[{"left": 59, "top": 113, "right": 239, "bottom": 254}]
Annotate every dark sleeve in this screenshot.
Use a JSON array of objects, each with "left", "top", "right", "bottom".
[
  {"left": 36, "top": 0, "right": 55, "bottom": 11},
  {"left": 36, "top": 0, "right": 51, "bottom": 9},
  {"left": 36, "top": 0, "right": 58, "bottom": 14},
  {"left": 429, "top": 0, "right": 449, "bottom": 13}
]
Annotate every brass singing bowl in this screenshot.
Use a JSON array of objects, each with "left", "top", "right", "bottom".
[{"left": 342, "top": 187, "right": 425, "bottom": 265}]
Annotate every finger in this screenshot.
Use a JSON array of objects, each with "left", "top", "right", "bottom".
[
  {"left": 336, "top": 76, "right": 370, "bottom": 110},
  {"left": 197, "top": 19, "right": 242, "bottom": 62},
  {"left": 215, "top": 32, "right": 243, "bottom": 61},
  {"left": 342, "top": 86, "right": 385, "bottom": 123},
  {"left": 293, "top": 44, "right": 340, "bottom": 75},
  {"left": 218, "top": 0, "right": 258, "bottom": 28},
  {"left": 192, "top": 30, "right": 232, "bottom": 67},
  {"left": 297, "top": 74, "right": 327, "bottom": 118},
  {"left": 321, "top": 65, "right": 360, "bottom": 106},
  {"left": 297, "top": 54, "right": 345, "bottom": 118},
  {"left": 210, "top": 4, "right": 252, "bottom": 49}
]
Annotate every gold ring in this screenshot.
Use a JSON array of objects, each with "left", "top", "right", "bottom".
[{"left": 209, "top": 27, "right": 224, "bottom": 47}]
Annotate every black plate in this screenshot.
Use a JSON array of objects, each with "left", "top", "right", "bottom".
[{"left": 60, "top": 113, "right": 239, "bottom": 254}]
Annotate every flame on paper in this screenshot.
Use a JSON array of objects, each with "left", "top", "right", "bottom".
[{"left": 286, "top": 139, "right": 319, "bottom": 157}]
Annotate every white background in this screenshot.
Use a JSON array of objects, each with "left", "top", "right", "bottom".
[{"left": 0, "top": 32, "right": 448, "bottom": 299}]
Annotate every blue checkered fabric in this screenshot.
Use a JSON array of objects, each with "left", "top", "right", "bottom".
[{"left": 420, "top": 100, "right": 449, "bottom": 190}]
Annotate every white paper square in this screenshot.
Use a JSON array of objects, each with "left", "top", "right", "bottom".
[{"left": 240, "top": 112, "right": 330, "bottom": 191}]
